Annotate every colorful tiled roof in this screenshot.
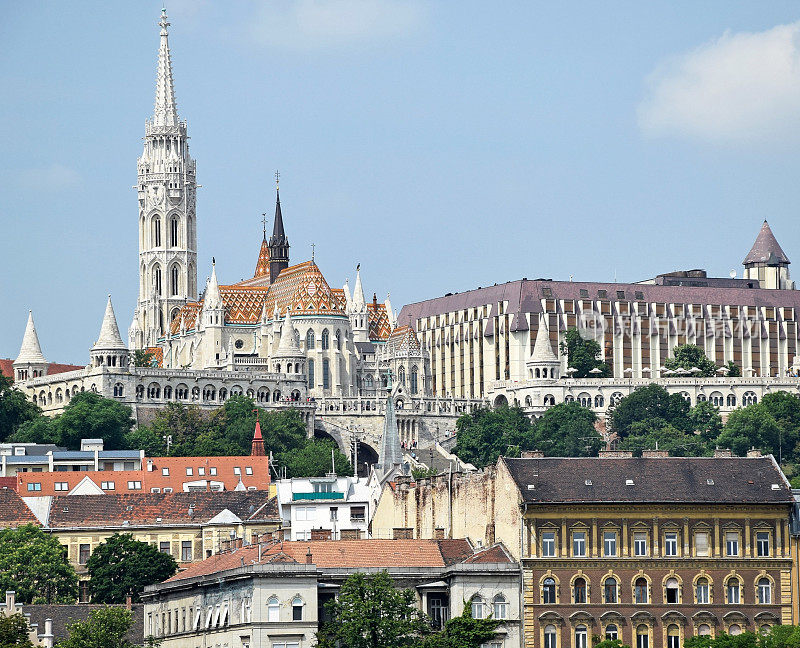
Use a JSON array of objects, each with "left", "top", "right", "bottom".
[
  {"left": 368, "top": 301, "right": 391, "bottom": 341},
  {"left": 254, "top": 237, "right": 271, "bottom": 279},
  {"left": 385, "top": 325, "right": 421, "bottom": 354},
  {"left": 166, "top": 538, "right": 487, "bottom": 582},
  {"left": 145, "top": 347, "right": 163, "bottom": 367},
  {"left": 0, "top": 488, "right": 41, "bottom": 527}
]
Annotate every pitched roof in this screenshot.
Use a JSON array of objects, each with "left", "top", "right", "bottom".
[
  {"left": 386, "top": 325, "right": 421, "bottom": 355},
  {"left": 45, "top": 491, "right": 278, "bottom": 528},
  {"left": 367, "top": 301, "right": 391, "bottom": 341},
  {"left": 254, "top": 237, "right": 271, "bottom": 279},
  {"left": 530, "top": 315, "right": 558, "bottom": 363},
  {"left": 0, "top": 488, "right": 40, "bottom": 527},
  {"left": 166, "top": 538, "right": 480, "bottom": 582},
  {"left": 743, "top": 220, "right": 790, "bottom": 266},
  {"left": 503, "top": 456, "right": 793, "bottom": 505}
]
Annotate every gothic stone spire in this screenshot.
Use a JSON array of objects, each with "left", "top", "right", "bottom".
[
  {"left": 268, "top": 184, "right": 290, "bottom": 283},
  {"left": 153, "top": 9, "right": 179, "bottom": 128},
  {"left": 15, "top": 311, "right": 46, "bottom": 366}
]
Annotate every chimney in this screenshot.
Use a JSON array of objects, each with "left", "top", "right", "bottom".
[
  {"left": 641, "top": 450, "right": 669, "bottom": 458},
  {"left": 305, "top": 548, "right": 313, "bottom": 565},
  {"left": 747, "top": 448, "right": 763, "bottom": 458},
  {"left": 373, "top": 293, "right": 378, "bottom": 308},
  {"left": 43, "top": 619, "right": 54, "bottom": 648},
  {"left": 5, "top": 591, "right": 15, "bottom": 611},
  {"left": 393, "top": 527, "right": 414, "bottom": 540},
  {"left": 521, "top": 450, "right": 544, "bottom": 458},
  {"left": 714, "top": 448, "right": 733, "bottom": 458},
  {"left": 598, "top": 450, "right": 633, "bottom": 458},
  {"left": 125, "top": 594, "right": 132, "bottom": 610},
  {"left": 310, "top": 528, "right": 332, "bottom": 541}
]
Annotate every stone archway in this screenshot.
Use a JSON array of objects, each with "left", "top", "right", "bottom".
[{"left": 493, "top": 394, "right": 509, "bottom": 408}]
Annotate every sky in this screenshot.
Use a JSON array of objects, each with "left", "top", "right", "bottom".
[{"left": 2, "top": 1, "right": 800, "bottom": 363}]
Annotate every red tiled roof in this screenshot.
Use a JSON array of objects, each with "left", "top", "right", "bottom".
[
  {"left": 0, "top": 477, "right": 17, "bottom": 491},
  {"left": 0, "top": 360, "right": 84, "bottom": 383},
  {"left": 0, "top": 488, "right": 40, "bottom": 527},
  {"left": 167, "top": 538, "right": 485, "bottom": 582},
  {"left": 46, "top": 491, "right": 278, "bottom": 528},
  {"left": 254, "top": 237, "right": 271, "bottom": 279},
  {"left": 464, "top": 543, "right": 514, "bottom": 564},
  {"left": 16, "top": 455, "right": 270, "bottom": 497},
  {"left": 367, "top": 302, "right": 391, "bottom": 341}
]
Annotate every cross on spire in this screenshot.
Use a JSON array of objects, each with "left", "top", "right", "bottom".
[
  {"left": 275, "top": 170, "right": 280, "bottom": 191},
  {"left": 311, "top": 243, "right": 316, "bottom": 263},
  {"left": 261, "top": 213, "right": 267, "bottom": 239}
]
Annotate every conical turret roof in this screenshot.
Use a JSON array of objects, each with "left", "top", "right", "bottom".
[
  {"left": 93, "top": 296, "right": 127, "bottom": 351},
  {"left": 531, "top": 315, "right": 558, "bottom": 363},
  {"left": 14, "top": 311, "right": 46, "bottom": 366},
  {"left": 743, "top": 220, "right": 790, "bottom": 266},
  {"left": 204, "top": 261, "right": 222, "bottom": 309},
  {"left": 352, "top": 265, "right": 366, "bottom": 310},
  {"left": 276, "top": 308, "right": 300, "bottom": 354}
]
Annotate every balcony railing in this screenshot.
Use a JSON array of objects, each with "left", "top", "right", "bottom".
[{"left": 293, "top": 492, "right": 344, "bottom": 501}]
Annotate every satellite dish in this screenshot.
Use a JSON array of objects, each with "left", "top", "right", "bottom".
[{"left": 729, "top": 269, "right": 736, "bottom": 279}]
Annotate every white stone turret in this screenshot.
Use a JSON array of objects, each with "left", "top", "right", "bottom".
[
  {"left": 384, "top": 293, "right": 396, "bottom": 329},
  {"left": 348, "top": 265, "right": 369, "bottom": 343},
  {"left": 135, "top": 8, "right": 197, "bottom": 349},
  {"left": 13, "top": 311, "right": 48, "bottom": 382},
  {"left": 202, "top": 260, "right": 224, "bottom": 327},
  {"left": 527, "top": 314, "right": 560, "bottom": 380},
  {"left": 91, "top": 296, "right": 129, "bottom": 369},
  {"left": 343, "top": 279, "right": 352, "bottom": 310},
  {"left": 273, "top": 308, "right": 305, "bottom": 377}
]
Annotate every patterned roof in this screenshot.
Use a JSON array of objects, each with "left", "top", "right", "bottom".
[
  {"left": 386, "top": 325, "right": 421, "bottom": 354},
  {"left": 253, "top": 237, "right": 271, "bottom": 279},
  {"left": 146, "top": 347, "right": 163, "bottom": 367},
  {"left": 368, "top": 301, "right": 391, "bottom": 341}
]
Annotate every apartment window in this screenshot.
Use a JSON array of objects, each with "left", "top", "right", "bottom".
[
  {"left": 292, "top": 597, "right": 303, "bottom": 621},
  {"left": 758, "top": 578, "right": 772, "bottom": 604},
  {"left": 604, "top": 578, "right": 618, "bottom": 603},
  {"left": 234, "top": 467, "right": 242, "bottom": 476},
  {"left": 267, "top": 596, "right": 279, "bottom": 622},
  {"left": 726, "top": 579, "right": 741, "bottom": 604},
  {"left": 695, "top": 532, "right": 709, "bottom": 557},
  {"left": 162, "top": 467, "right": 169, "bottom": 476},
  {"left": 544, "top": 625, "right": 557, "bottom": 648},
  {"left": 604, "top": 531, "right": 617, "bottom": 557},
  {"left": 492, "top": 595, "right": 508, "bottom": 619},
  {"left": 542, "top": 578, "right": 556, "bottom": 604},
  {"left": 726, "top": 532, "right": 739, "bottom": 557},
  {"left": 471, "top": 596, "right": 485, "bottom": 619},
  {"left": 634, "top": 532, "right": 648, "bottom": 556},
  {"left": 541, "top": 532, "right": 556, "bottom": 557},
  {"left": 27, "top": 483, "right": 41, "bottom": 492},
  {"left": 665, "top": 578, "right": 680, "bottom": 604},
  {"left": 185, "top": 467, "right": 193, "bottom": 476},
  {"left": 575, "top": 625, "right": 588, "bottom": 648},
  {"left": 245, "top": 467, "right": 253, "bottom": 475},
  {"left": 573, "top": 577, "right": 586, "bottom": 604},
  {"left": 101, "top": 481, "right": 115, "bottom": 490},
  {"left": 127, "top": 481, "right": 142, "bottom": 490},
  {"left": 696, "top": 578, "right": 709, "bottom": 604},
  {"left": 667, "top": 625, "right": 680, "bottom": 648},
  {"left": 198, "top": 467, "right": 205, "bottom": 476},
  {"left": 210, "top": 467, "right": 217, "bottom": 476},
  {"left": 756, "top": 532, "right": 770, "bottom": 557},
  {"left": 330, "top": 507, "right": 338, "bottom": 521},
  {"left": 572, "top": 531, "right": 586, "bottom": 557},
  {"left": 350, "top": 506, "right": 366, "bottom": 522},
  {"left": 664, "top": 532, "right": 678, "bottom": 556},
  {"left": 159, "top": 541, "right": 171, "bottom": 555},
  {"left": 636, "top": 625, "right": 649, "bottom": 648},
  {"left": 634, "top": 577, "right": 648, "bottom": 604},
  {"left": 79, "top": 544, "right": 91, "bottom": 565},
  {"left": 181, "top": 541, "right": 192, "bottom": 562},
  {"left": 54, "top": 482, "right": 69, "bottom": 491},
  {"left": 79, "top": 581, "right": 89, "bottom": 603}
]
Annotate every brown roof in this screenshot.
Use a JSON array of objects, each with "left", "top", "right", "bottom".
[
  {"left": 46, "top": 491, "right": 279, "bottom": 528},
  {"left": 166, "top": 538, "right": 511, "bottom": 582},
  {"left": 0, "top": 359, "right": 84, "bottom": 383},
  {"left": 0, "top": 488, "right": 40, "bottom": 527},
  {"left": 503, "top": 456, "right": 793, "bottom": 505},
  {"left": 22, "top": 604, "right": 144, "bottom": 644},
  {"left": 743, "top": 220, "right": 790, "bottom": 265},
  {"left": 464, "top": 543, "right": 514, "bottom": 564}
]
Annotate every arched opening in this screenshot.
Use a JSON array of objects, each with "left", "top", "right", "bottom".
[
  {"left": 356, "top": 443, "right": 378, "bottom": 477},
  {"left": 493, "top": 394, "right": 508, "bottom": 408}
]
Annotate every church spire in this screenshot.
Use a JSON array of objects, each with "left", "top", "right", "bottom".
[
  {"left": 92, "top": 296, "right": 127, "bottom": 351},
  {"left": 15, "top": 311, "right": 46, "bottom": 366},
  {"left": 253, "top": 213, "right": 271, "bottom": 279},
  {"left": 268, "top": 173, "right": 290, "bottom": 283},
  {"left": 153, "top": 8, "right": 179, "bottom": 128}
]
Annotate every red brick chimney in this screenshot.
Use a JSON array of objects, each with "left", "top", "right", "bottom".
[{"left": 305, "top": 548, "right": 313, "bottom": 565}]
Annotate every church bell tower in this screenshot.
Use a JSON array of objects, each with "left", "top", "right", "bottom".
[{"left": 132, "top": 9, "right": 197, "bottom": 349}]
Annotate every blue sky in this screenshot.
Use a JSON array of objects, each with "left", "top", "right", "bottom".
[{"left": 2, "top": 1, "right": 800, "bottom": 363}]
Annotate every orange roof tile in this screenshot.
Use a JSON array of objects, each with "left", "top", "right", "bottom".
[
  {"left": 253, "top": 237, "right": 271, "bottom": 279},
  {"left": 0, "top": 488, "right": 40, "bottom": 526},
  {"left": 367, "top": 302, "right": 391, "bottom": 341},
  {"left": 0, "top": 359, "right": 85, "bottom": 383}
]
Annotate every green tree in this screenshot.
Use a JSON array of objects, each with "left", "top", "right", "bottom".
[
  {"left": 592, "top": 641, "right": 631, "bottom": 648},
  {"left": 560, "top": 328, "right": 610, "bottom": 378},
  {"left": 317, "top": 571, "right": 427, "bottom": 648},
  {"left": 531, "top": 401, "right": 601, "bottom": 456},
  {"left": 133, "top": 350, "right": 155, "bottom": 367},
  {"left": 0, "top": 613, "right": 35, "bottom": 648},
  {"left": 618, "top": 422, "right": 709, "bottom": 457},
  {"left": 9, "top": 416, "right": 59, "bottom": 445},
  {"left": 716, "top": 406, "right": 781, "bottom": 458},
  {"left": 138, "top": 402, "right": 213, "bottom": 456},
  {"left": 281, "top": 440, "right": 352, "bottom": 478},
  {"left": 453, "top": 406, "right": 535, "bottom": 468},
  {"left": 54, "top": 392, "right": 134, "bottom": 450},
  {"left": 689, "top": 400, "right": 723, "bottom": 441},
  {"left": 665, "top": 344, "right": 717, "bottom": 377},
  {"left": 422, "top": 601, "right": 499, "bottom": 648},
  {"left": 58, "top": 607, "right": 147, "bottom": 648},
  {"left": 759, "top": 391, "right": 800, "bottom": 463},
  {"left": 87, "top": 534, "right": 177, "bottom": 603},
  {"left": 0, "top": 524, "right": 78, "bottom": 604},
  {"left": 0, "top": 374, "right": 41, "bottom": 443},
  {"left": 609, "top": 384, "right": 691, "bottom": 439},
  {"left": 411, "top": 467, "right": 439, "bottom": 480},
  {"left": 725, "top": 361, "right": 741, "bottom": 377},
  {"left": 122, "top": 425, "right": 167, "bottom": 457}
]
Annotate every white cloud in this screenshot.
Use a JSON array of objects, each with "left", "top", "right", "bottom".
[
  {"left": 638, "top": 21, "right": 800, "bottom": 143},
  {"left": 16, "top": 164, "right": 81, "bottom": 191},
  {"left": 247, "top": 0, "right": 426, "bottom": 50}
]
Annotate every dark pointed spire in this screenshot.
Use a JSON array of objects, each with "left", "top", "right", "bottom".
[{"left": 268, "top": 173, "right": 290, "bottom": 283}]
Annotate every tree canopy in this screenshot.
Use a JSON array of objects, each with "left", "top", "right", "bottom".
[
  {"left": 529, "top": 401, "right": 602, "bottom": 456},
  {"left": 282, "top": 439, "right": 352, "bottom": 478},
  {"left": 665, "top": 344, "right": 717, "bottom": 377},
  {"left": 685, "top": 625, "right": 800, "bottom": 648},
  {"left": 317, "top": 571, "right": 428, "bottom": 648},
  {"left": 58, "top": 607, "right": 149, "bottom": 648},
  {"left": 0, "top": 613, "right": 35, "bottom": 648},
  {"left": 0, "top": 524, "right": 78, "bottom": 604},
  {"left": 0, "top": 373, "right": 41, "bottom": 443},
  {"left": 559, "top": 328, "right": 610, "bottom": 378},
  {"left": 86, "top": 534, "right": 177, "bottom": 603},
  {"left": 610, "top": 384, "right": 692, "bottom": 439},
  {"left": 453, "top": 406, "right": 534, "bottom": 467}
]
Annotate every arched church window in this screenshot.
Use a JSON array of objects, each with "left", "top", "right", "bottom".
[
  {"left": 322, "top": 359, "right": 330, "bottom": 390},
  {"left": 154, "top": 266, "right": 162, "bottom": 295},
  {"left": 335, "top": 329, "right": 341, "bottom": 350},
  {"left": 307, "top": 359, "right": 315, "bottom": 389},
  {"left": 170, "top": 217, "right": 179, "bottom": 247},
  {"left": 410, "top": 366, "right": 418, "bottom": 394},
  {"left": 171, "top": 266, "right": 179, "bottom": 296},
  {"left": 306, "top": 330, "right": 315, "bottom": 351},
  {"left": 398, "top": 366, "right": 406, "bottom": 386},
  {"left": 153, "top": 216, "right": 161, "bottom": 247},
  {"left": 321, "top": 329, "right": 329, "bottom": 350}
]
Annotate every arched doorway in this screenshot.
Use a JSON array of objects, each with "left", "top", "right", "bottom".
[{"left": 356, "top": 443, "right": 379, "bottom": 477}]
